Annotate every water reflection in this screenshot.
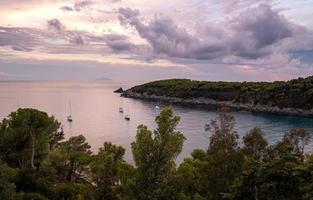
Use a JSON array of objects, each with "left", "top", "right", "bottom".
[{"left": 0, "top": 80, "right": 312, "bottom": 163}]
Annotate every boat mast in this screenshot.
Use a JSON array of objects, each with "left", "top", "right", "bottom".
[{"left": 69, "top": 101, "right": 72, "bottom": 116}]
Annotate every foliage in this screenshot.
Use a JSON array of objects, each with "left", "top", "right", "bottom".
[
  {"left": 90, "top": 142, "right": 126, "bottom": 200},
  {"left": 242, "top": 128, "right": 268, "bottom": 160},
  {"left": 0, "top": 162, "right": 18, "bottom": 200},
  {"left": 1, "top": 107, "right": 313, "bottom": 200},
  {"left": 0, "top": 108, "right": 63, "bottom": 169},
  {"left": 131, "top": 107, "right": 185, "bottom": 200},
  {"left": 51, "top": 135, "right": 92, "bottom": 182},
  {"left": 201, "top": 107, "right": 244, "bottom": 200},
  {"left": 128, "top": 76, "right": 313, "bottom": 109}
]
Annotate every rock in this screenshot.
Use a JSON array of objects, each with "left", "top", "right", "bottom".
[
  {"left": 114, "top": 87, "right": 124, "bottom": 93},
  {"left": 122, "top": 90, "right": 313, "bottom": 117}
]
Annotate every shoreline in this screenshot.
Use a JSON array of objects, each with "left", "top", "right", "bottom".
[{"left": 122, "top": 91, "right": 313, "bottom": 117}]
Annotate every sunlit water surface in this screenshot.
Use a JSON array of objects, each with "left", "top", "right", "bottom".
[{"left": 1, "top": 81, "right": 313, "bottom": 163}]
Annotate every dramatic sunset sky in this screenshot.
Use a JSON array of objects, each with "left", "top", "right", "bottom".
[{"left": 0, "top": 0, "right": 312, "bottom": 81}]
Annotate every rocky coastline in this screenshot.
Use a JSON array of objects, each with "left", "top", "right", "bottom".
[{"left": 122, "top": 91, "right": 313, "bottom": 117}]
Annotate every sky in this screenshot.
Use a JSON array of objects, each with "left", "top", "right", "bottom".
[{"left": 0, "top": 0, "right": 313, "bottom": 81}]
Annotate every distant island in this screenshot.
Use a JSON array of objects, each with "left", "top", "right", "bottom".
[
  {"left": 122, "top": 76, "right": 313, "bottom": 117},
  {"left": 96, "top": 77, "right": 112, "bottom": 81}
]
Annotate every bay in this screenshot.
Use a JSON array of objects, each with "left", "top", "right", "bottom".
[{"left": 1, "top": 80, "right": 313, "bottom": 163}]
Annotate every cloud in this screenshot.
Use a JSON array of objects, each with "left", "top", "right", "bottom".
[
  {"left": 229, "top": 4, "right": 295, "bottom": 59},
  {"left": 213, "top": 0, "right": 272, "bottom": 13},
  {"left": 118, "top": 8, "right": 204, "bottom": 59},
  {"left": 74, "top": 0, "right": 94, "bottom": 12},
  {"left": 118, "top": 4, "right": 299, "bottom": 60},
  {"left": 60, "top": 6, "right": 73, "bottom": 12},
  {"left": 0, "top": 24, "right": 146, "bottom": 56},
  {"left": 47, "top": 18, "right": 65, "bottom": 31},
  {"left": 104, "top": 34, "right": 132, "bottom": 51},
  {"left": 0, "top": 27, "right": 40, "bottom": 52},
  {"left": 69, "top": 35, "right": 85, "bottom": 45},
  {"left": 11, "top": 46, "right": 33, "bottom": 52}
]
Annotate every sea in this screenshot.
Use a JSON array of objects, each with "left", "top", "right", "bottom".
[{"left": 1, "top": 80, "right": 313, "bottom": 163}]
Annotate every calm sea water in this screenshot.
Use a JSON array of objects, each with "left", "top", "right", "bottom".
[{"left": 1, "top": 80, "right": 313, "bottom": 163}]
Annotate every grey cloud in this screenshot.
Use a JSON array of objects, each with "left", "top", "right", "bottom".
[
  {"left": 107, "top": 40, "right": 132, "bottom": 51},
  {"left": 69, "top": 35, "right": 85, "bottom": 45},
  {"left": 105, "top": 34, "right": 128, "bottom": 41},
  {"left": 118, "top": 7, "right": 139, "bottom": 24},
  {"left": 118, "top": 4, "right": 299, "bottom": 60},
  {"left": 11, "top": 46, "right": 33, "bottom": 52},
  {"left": 0, "top": 25, "right": 144, "bottom": 55},
  {"left": 47, "top": 18, "right": 65, "bottom": 31},
  {"left": 118, "top": 8, "right": 206, "bottom": 59},
  {"left": 74, "top": 0, "right": 94, "bottom": 12},
  {"left": 60, "top": 6, "right": 73, "bottom": 12},
  {"left": 213, "top": 0, "right": 272, "bottom": 13},
  {"left": 0, "top": 27, "right": 39, "bottom": 52},
  {"left": 229, "top": 4, "right": 294, "bottom": 58},
  {"left": 105, "top": 34, "right": 143, "bottom": 52}
]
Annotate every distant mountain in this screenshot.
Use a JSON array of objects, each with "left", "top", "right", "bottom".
[{"left": 96, "top": 77, "right": 113, "bottom": 81}]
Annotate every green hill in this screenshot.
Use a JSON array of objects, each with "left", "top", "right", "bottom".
[{"left": 124, "top": 76, "right": 313, "bottom": 111}]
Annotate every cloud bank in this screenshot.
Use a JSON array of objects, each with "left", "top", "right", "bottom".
[
  {"left": 118, "top": 4, "right": 299, "bottom": 60},
  {"left": 0, "top": 0, "right": 312, "bottom": 81}
]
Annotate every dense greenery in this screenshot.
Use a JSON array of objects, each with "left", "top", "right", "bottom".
[
  {"left": 127, "top": 76, "right": 313, "bottom": 109},
  {"left": 1, "top": 107, "right": 313, "bottom": 199}
]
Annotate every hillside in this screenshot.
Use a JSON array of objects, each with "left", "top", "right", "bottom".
[{"left": 122, "top": 76, "right": 313, "bottom": 116}]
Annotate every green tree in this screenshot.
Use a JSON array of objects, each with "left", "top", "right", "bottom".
[
  {"left": 90, "top": 142, "right": 126, "bottom": 200},
  {"left": 302, "top": 155, "right": 313, "bottom": 200},
  {"left": 0, "top": 108, "right": 63, "bottom": 169},
  {"left": 229, "top": 147, "right": 304, "bottom": 200},
  {"left": 202, "top": 107, "right": 244, "bottom": 200},
  {"left": 228, "top": 128, "right": 309, "bottom": 200},
  {"left": 284, "top": 128, "right": 310, "bottom": 156},
  {"left": 0, "top": 162, "right": 18, "bottom": 200},
  {"left": 242, "top": 128, "right": 268, "bottom": 161},
  {"left": 175, "top": 149, "right": 207, "bottom": 200},
  {"left": 131, "top": 107, "right": 185, "bottom": 200},
  {"left": 50, "top": 135, "right": 92, "bottom": 182}
]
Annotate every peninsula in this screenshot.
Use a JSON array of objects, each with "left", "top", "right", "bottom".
[{"left": 122, "top": 76, "right": 313, "bottom": 117}]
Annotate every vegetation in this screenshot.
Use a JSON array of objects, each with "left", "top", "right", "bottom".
[
  {"left": 127, "top": 76, "right": 313, "bottom": 109},
  {"left": 1, "top": 107, "right": 313, "bottom": 199}
]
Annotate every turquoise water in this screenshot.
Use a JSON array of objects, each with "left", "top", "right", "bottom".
[{"left": 0, "top": 80, "right": 313, "bottom": 163}]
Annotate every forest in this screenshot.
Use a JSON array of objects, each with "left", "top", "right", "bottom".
[
  {"left": 127, "top": 76, "right": 313, "bottom": 109},
  {"left": 1, "top": 107, "right": 313, "bottom": 200}
]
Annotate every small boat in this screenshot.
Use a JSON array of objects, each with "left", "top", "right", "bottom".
[
  {"left": 155, "top": 105, "right": 160, "bottom": 110},
  {"left": 204, "top": 124, "right": 210, "bottom": 131},
  {"left": 67, "top": 115, "right": 73, "bottom": 122},
  {"left": 124, "top": 115, "right": 130, "bottom": 121},
  {"left": 124, "top": 100, "right": 130, "bottom": 120},
  {"left": 67, "top": 101, "right": 73, "bottom": 122},
  {"left": 119, "top": 107, "right": 124, "bottom": 113}
]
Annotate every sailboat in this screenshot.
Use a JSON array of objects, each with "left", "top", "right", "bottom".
[
  {"left": 155, "top": 100, "right": 160, "bottom": 112},
  {"left": 124, "top": 100, "right": 130, "bottom": 120},
  {"left": 124, "top": 114, "right": 130, "bottom": 121},
  {"left": 67, "top": 101, "right": 73, "bottom": 122},
  {"left": 119, "top": 107, "right": 124, "bottom": 113},
  {"left": 119, "top": 97, "right": 124, "bottom": 113}
]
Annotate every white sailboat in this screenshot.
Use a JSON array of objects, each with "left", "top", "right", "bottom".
[
  {"left": 119, "top": 97, "right": 124, "bottom": 113},
  {"left": 67, "top": 101, "right": 73, "bottom": 122},
  {"left": 119, "top": 107, "right": 124, "bottom": 113},
  {"left": 124, "top": 101, "right": 130, "bottom": 120},
  {"left": 155, "top": 100, "right": 160, "bottom": 112}
]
